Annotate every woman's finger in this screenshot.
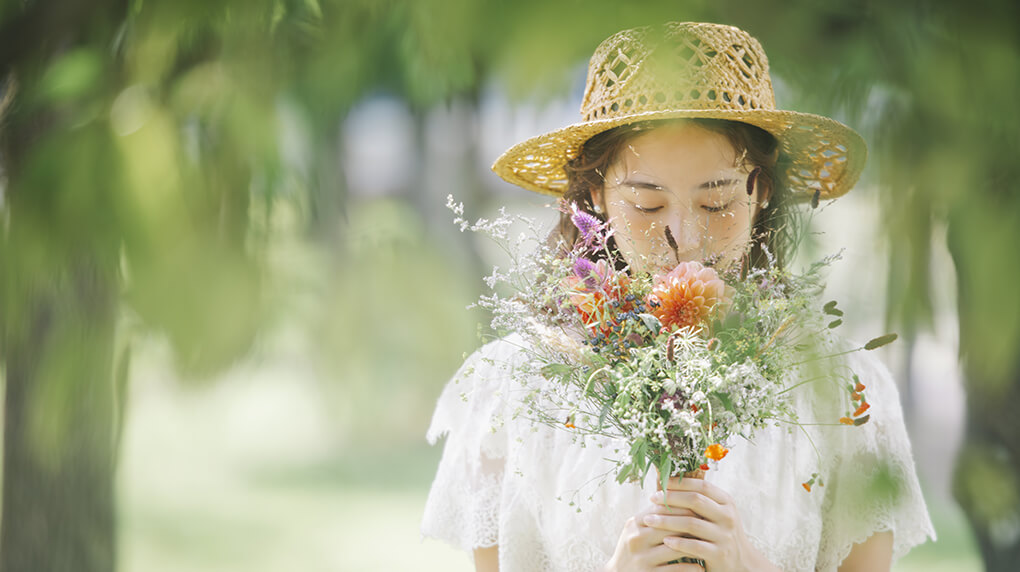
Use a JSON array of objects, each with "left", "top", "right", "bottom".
[
  {"left": 651, "top": 490, "right": 731, "bottom": 525},
  {"left": 645, "top": 502, "right": 698, "bottom": 519},
  {"left": 646, "top": 543, "right": 702, "bottom": 567},
  {"left": 641, "top": 513, "right": 721, "bottom": 542},
  {"left": 662, "top": 535, "right": 717, "bottom": 562},
  {"left": 664, "top": 476, "right": 735, "bottom": 506}
]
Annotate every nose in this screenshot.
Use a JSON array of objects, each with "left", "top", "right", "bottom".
[{"left": 663, "top": 206, "right": 705, "bottom": 259}]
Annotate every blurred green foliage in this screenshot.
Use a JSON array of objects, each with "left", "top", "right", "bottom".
[
  {"left": 1, "top": 0, "right": 1018, "bottom": 569},
  {"left": 314, "top": 199, "right": 482, "bottom": 445}
]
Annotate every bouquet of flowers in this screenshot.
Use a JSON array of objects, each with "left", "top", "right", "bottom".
[{"left": 449, "top": 196, "right": 895, "bottom": 493}]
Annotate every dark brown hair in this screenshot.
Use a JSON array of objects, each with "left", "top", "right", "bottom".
[{"left": 553, "top": 118, "right": 794, "bottom": 272}]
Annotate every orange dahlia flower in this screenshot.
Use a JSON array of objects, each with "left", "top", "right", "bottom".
[
  {"left": 648, "top": 261, "right": 729, "bottom": 332},
  {"left": 705, "top": 443, "right": 729, "bottom": 461}
]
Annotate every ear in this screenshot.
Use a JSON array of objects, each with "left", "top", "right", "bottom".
[
  {"left": 750, "top": 172, "right": 772, "bottom": 221},
  {"left": 757, "top": 176, "right": 773, "bottom": 205},
  {"left": 590, "top": 187, "right": 605, "bottom": 210}
]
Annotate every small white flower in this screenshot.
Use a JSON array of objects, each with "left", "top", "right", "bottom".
[{"left": 662, "top": 378, "right": 679, "bottom": 394}]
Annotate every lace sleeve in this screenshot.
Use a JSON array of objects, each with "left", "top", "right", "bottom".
[
  {"left": 420, "top": 339, "right": 518, "bottom": 554},
  {"left": 814, "top": 350, "right": 937, "bottom": 570}
]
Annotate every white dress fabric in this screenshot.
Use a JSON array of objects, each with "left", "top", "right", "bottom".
[{"left": 420, "top": 333, "right": 936, "bottom": 571}]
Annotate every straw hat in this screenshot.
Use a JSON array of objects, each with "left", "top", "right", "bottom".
[{"left": 492, "top": 22, "right": 866, "bottom": 201}]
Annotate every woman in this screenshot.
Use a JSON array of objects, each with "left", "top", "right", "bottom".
[{"left": 421, "top": 22, "right": 935, "bottom": 571}]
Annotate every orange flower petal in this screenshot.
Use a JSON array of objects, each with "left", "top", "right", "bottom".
[
  {"left": 854, "top": 382, "right": 866, "bottom": 392},
  {"left": 839, "top": 417, "right": 854, "bottom": 425},
  {"left": 649, "top": 261, "right": 727, "bottom": 331},
  {"left": 705, "top": 443, "right": 729, "bottom": 461},
  {"left": 802, "top": 482, "right": 812, "bottom": 492},
  {"left": 853, "top": 402, "right": 871, "bottom": 417}
]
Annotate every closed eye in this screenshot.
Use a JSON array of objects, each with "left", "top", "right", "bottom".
[
  {"left": 702, "top": 202, "right": 733, "bottom": 213},
  {"left": 634, "top": 204, "right": 664, "bottom": 214}
]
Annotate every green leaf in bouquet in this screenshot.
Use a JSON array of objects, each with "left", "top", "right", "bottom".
[
  {"left": 660, "top": 455, "right": 673, "bottom": 493},
  {"left": 616, "top": 463, "right": 634, "bottom": 484},
  {"left": 637, "top": 442, "right": 652, "bottom": 475},
  {"left": 716, "top": 309, "right": 748, "bottom": 335},
  {"left": 823, "top": 300, "right": 844, "bottom": 317},
  {"left": 629, "top": 438, "right": 648, "bottom": 460},
  {"left": 637, "top": 313, "right": 662, "bottom": 334},
  {"left": 712, "top": 391, "right": 735, "bottom": 412},
  {"left": 864, "top": 333, "right": 898, "bottom": 350},
  {"left": 827, "top": 319, "right": 843, "bottom": 329},
  {"left": 582, "top": 367, "right": 603, "bottom": 396},
  {"left": 616, "top": 362, "right": 636, "bottom": 377},
  {"left": 597, "top": 400, "right": 612, "bottom": 430},
  {"left": 637, "top": 452, "right": 649, "bottom": 475},
  {"left": 541, "top": 363, "right": 574, "bottom": 382},
  {"left": 848, "top": 373, "right": 861, "bottom": 392},
  {"left": 616, "top": 391, "right": 632, "bottom": 408}
]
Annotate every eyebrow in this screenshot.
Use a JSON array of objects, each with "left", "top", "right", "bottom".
[
  {"left": 618, "top": 178, "right": 742, "bottom": 192},
  {"left": 698, "top": 178, "right": 741, "bottom": 190},
  {"left": 618, "top": 179, "right": 664, "bottom": 191}
]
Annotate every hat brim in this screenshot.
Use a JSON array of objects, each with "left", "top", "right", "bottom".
[{"left": 491, "top": 108, "right": 867, "bottom": 201}]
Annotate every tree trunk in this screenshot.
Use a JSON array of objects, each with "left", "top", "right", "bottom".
[
  {"left": 1, "top": 260, "right": 119, "bottom": 572},
  {"left": 1, "top": 2, "right": 125, "bottom": 564}
]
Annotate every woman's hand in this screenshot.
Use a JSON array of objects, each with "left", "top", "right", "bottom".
[
  {"left": 641, "top": 476, "right": 781, "bottom": 572},
  {"left": 603, "top": 501, "right": 706, "bottom": 571}
]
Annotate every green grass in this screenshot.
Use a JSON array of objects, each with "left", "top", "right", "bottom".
[{"left": 893, "top": 498, "right": 982, "bottom": 572}]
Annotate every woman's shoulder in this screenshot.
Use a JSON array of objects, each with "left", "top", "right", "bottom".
[
  {"left": 450, "top": 332, "right": 536, "bottom": 388},
  {"left": 425, "top": 333, "right": 534, "bottom": 446},
  {"left": 472, "top": 332, "right": 532, "bottom": 363}
]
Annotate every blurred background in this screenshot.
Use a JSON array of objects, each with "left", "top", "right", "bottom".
[{"left": 1, "top": 0, "right": 1017, "bottom": 570}]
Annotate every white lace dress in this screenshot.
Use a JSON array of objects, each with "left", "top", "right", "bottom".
[{"left": 420, "top": 333, "right": 936, "bottom": 571}]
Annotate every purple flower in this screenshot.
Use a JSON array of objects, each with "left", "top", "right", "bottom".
[
  {"left": 571, "top": 206, "right": 601, "bottom": 240},
  {"left": 573, "top": 257, "right": 597, "bottom": 288}
]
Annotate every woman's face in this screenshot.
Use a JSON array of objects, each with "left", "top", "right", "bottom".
[{"left": 591, "top": 122, "right": 764, "bottom": 274}]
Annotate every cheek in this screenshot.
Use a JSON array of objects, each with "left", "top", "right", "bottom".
[
  {"left": 706, "top": 210, "right": 753, "bottom": 247},
  {"left": 610, "top": 212, "right": 660, "bottom": 251},
  {"left": 605, "top": 201, "right": 641, "bottom": 238},
  {"left": 604, "top": 204, "right": 661, "bottom": 263}
]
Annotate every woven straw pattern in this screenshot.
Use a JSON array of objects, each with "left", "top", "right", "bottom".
[
  {"left": 584, "top": 23, "right": 775, "bottom": 121},
  {"left": 492, "top": 22, "right": 866, "bottom": 201}
]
